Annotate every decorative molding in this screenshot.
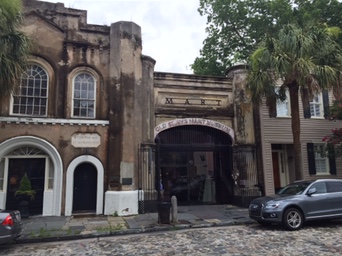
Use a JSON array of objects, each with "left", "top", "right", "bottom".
[
  {"left": 0, "top": 117, "right": 109, "bottom": 126},
  {"left": 0, "top": 136, "right": 63, "bottom": 216}
]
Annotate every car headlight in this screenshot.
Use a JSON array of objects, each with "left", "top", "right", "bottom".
[{"left": 265, "top": 203, "right": 280, "bottom": 209}]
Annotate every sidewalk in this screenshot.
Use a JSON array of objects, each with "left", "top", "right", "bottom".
[{"left": 17, "top": 205, "right": 255, "bottom": 244}]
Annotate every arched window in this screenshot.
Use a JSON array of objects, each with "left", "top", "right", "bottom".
[
  {"left": 12, "top": 65, "right": 48, "bottom": 116},
  {"left": 72, "top": 73, "right": 95, "bottom": 118}
]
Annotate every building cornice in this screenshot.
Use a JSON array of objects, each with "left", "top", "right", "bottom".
[{"left": 0, "top": 117, "right": 109, "bottom": 126}]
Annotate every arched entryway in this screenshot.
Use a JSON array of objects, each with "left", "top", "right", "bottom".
[
  {"left": 73, "top": 163, "right": 97, "bottom": 212},
  {"left": 0, "top": 136, "right": 63, "bottom": 216},
  {"left": 65, "top": 155, "right": 104, "bottom": 216},
  {"left": 155, "top": 124, "right": 234, "bottom": 205},
  {"left": 6, "top": 157, "right": 46, "bottom": 215}
]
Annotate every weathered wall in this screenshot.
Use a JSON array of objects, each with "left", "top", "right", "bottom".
[{"left": 154, "top": 72, "right": 235, "bottom": 132}]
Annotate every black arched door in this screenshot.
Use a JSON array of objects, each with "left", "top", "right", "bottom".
[{"left": 73, "top": 163, "right": 97, "bottom": 212}]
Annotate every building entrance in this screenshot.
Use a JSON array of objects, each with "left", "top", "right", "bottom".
[
  {"left": 156, "top": 125, "right": 233, "bottom": 205},
  {"left": 6, "top": 158, "right": 45, "bottom": 215},
  {"left": 73, "top": 163, "right": 97, "bottom": 213}
]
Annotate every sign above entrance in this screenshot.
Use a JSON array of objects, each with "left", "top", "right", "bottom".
[
  {"left": 154, "top": 118, "right": 235, "bottom": 141},
  {"left": 71, "top": 133, "right": 101, "bottom": 148}
]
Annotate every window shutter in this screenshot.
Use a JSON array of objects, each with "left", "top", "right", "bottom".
[
  {"left": 307, "top": 143, "right": 316, "bottom": 175},
  {"left": 302, "top": 89, "right": 311, "bottom": 118},
  {"left": 268, "top": 96, "right": 277, "bottom": 118},
  {"left": 323, "top": 90, "right": 330, "bottom": 119},
  {"left": 328, "top": 146, "right": 337, "bottom": 175}
]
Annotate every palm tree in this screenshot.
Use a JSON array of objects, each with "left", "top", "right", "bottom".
[
  {"left": 0, "top": 0, "right": 31, "bottom": 98},
  {"left": 247, "top": 23, "right": 342, "bottom": 181}
]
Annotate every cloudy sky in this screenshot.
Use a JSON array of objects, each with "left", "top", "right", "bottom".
[{"left": 42, "top": 0, "right": 208, "bottom": 74}]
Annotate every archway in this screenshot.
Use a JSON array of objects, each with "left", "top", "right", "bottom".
[
  {"left": 65, "top": 155, "right": 104, "bottom": 216},
  {"left": 0, "top": 136, "right": 63, "bottom": 216},
  {"left": 155, "top": 123, "right": 234, "bottom": 205}
]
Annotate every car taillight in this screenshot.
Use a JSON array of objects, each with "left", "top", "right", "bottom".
[{"left": 2, "top": 215, "right": 14, "bottom": 226}]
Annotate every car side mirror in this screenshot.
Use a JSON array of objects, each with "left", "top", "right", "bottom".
[{"left": 307, "top": 187, "right": 317, "bottom": 196}]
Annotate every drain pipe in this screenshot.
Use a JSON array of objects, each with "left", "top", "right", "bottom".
[{"left": 171, "top": 195, "right": 178, "bottom": 224}]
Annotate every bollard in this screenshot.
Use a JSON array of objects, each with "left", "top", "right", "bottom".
[{"left": 171, "top": 195, "right": 178, "bottom": 224}]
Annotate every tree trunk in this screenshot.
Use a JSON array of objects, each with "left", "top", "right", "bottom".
[{"left": 289, "top": 83, "right": 303, "bottom": 181}]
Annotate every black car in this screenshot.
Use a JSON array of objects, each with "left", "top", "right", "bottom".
[
  {"left": 0, "top": 210, "right": 22, "bottom": 244},
  {"left": 249, "top": 179, "right": 342, "bottom": 230}
]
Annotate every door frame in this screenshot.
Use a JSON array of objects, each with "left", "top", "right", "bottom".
[
  {"left": 6, "top": 157, "right": 47, "bottom": 214},
  {"left": 272, "top": 146, "right": 289, "bottom": 191},
  {"left": 0, "top": 136, "right": 63, "bottom": 216},
  {"left": 65, "top": 155, "right": 104, "bottom": 216}
]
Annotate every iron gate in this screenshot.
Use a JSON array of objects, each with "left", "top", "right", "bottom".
[
  {"left": 138, "top": 125, "right": 237, "bottom": 213},
  {"left": 138, "top": 143, "right": 158, "bottom": 213}
]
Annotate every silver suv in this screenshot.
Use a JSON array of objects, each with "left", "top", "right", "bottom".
[{"left": 249, "top": 179, "right": 342, "bottom": 230}]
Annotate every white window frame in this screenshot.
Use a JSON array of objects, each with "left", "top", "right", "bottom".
[
  {"left": 275, "top": 87, "right": 291, "bottom": 117},
  {"left": 71, "top": 72, "right": 96, "bottom": 119},
  {"left": 310, "top": 93, "right": 323, "bottom": 118},
  {"left": 314, "top": 144, "right": 329, "bottom": 175},
  {"left": 44, "top": 158, "right": 54, "bottom": 190},
  {"left": 0, "top": 158, "right": 6, "bottom": 191},
  {"left": 11, "top": 64, "right": 49, "bottom": 117}
]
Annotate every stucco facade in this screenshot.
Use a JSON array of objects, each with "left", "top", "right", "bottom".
[{"left": 0, "top": 0, "right": 259, "bottom": 216}]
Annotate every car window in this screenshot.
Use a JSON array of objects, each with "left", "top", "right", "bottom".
[
  {"left": 277, "top": 182, "right": 312, "bottom": 195},
  {"left": 309, "top": 182, "right": 327, "bottom": 194},
  {"left": 326, "top": 181, "right": 342, "bottom": 193}
]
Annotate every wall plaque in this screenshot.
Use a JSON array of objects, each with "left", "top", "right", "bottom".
[{"left": 71, "top": 133, "right": 101, "bottom": 148}]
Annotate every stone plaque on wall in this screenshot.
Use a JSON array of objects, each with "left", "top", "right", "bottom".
[{"left": 71, "top": 133, "right": 101, "bottom": 148}]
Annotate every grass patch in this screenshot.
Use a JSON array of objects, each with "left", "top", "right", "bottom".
[{"left": 96, "top": 224, "right": 124, "bottom": 232}]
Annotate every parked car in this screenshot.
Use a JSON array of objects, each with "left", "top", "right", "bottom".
[
  {"left": 0, "top": 210, "right": 22, "bottom": 244},
  {"left": 249, "top": 179, "right": 342, "bottom": 230}
]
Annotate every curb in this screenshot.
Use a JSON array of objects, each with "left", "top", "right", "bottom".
[{"left": 15, "top": 220, "right": 256, "bottom": 244}]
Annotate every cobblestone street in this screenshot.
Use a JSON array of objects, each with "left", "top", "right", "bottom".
[{"left": 2, "top": 221, "right": 342, "bottom": 255}]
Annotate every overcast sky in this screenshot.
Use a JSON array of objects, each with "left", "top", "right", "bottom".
[{"left": 42, "top": 0, "right": 208, "bottom": 74}]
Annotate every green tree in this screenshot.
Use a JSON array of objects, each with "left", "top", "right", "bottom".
[
  {"left": 0, "top": 0, "right": 31, "bottom": 97},
  {"left": 192, "top": 0, "right": 342, "bottom": 76},
  {"left": 322, "top": 100, "right": 342, "bottom": 157},
  {"left": 247, "top": 23, "right": 342, "bottom": 180}
]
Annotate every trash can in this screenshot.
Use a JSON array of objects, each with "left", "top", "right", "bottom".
[{"left": 158, "top": 202, "right": 171, "bottom": 224}]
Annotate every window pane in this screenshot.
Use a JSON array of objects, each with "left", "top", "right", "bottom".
[
  {"left": 74, "top": 90, "right": 80, "bottom": 99},
  {"left": 0, "top": 160, "right": 4, "bottom": 191},
  {"left": 327, "top": 181, "right": 342, "bottom": 193},
  {"left": 73, "top": 73, "right": 96, "bottom": 118},
  {"left": 310, "top": 94, "right": 322, "bottom": 117},
  {"left": 314, "top": 144, "right": 328, "bottom": 174},
  {"left": 12, "top": 65, "right": 48, "bottom": 116},
  {"left": 275, "top": 87, "right": 289, "bottom": 117}
]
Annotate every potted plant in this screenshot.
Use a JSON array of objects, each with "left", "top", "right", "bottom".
[{"left": 15, "top": 173, "right": 36, "bottom": 218}]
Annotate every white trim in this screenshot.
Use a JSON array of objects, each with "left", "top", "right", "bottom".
[
  {"left": 275, "top": 87, "right": 291, "bottom": 117},
  {"left": 272, "top": 148, "right": 289, "bottom": 188},
  {"left": 71, "top": 72, "right": 97, "bottom": 119},
  {"left": 10, "top": 60, "right": 51, "bottom": 117},
  {"left": 0, "top": 136, "right": 63, "bottom": 216},
  {"left": 0, "top": 117, "right": 109, "bottom": 126},
  {"left": 65, "top": 155, "right": 104, "bottom": 216},
  {"left": 310, "top": 93, "right": 324, "bottom": 118}
]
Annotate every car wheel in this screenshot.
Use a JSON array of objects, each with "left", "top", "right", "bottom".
[{"left": 283, "top": 208, "right": 303, "bottom": 231}]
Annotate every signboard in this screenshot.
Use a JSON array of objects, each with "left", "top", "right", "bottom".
[
  {"left": 154, "top": 118, "right": 235, "bottom": 141},
  {"left": 71, "top": 133, "right": 101, "bottom": 148}
]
